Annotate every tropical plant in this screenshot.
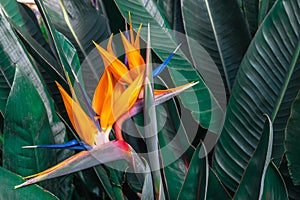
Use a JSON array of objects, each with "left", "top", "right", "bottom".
[{"left": 0, "top": 0, "right": 299, "bottom": 199}]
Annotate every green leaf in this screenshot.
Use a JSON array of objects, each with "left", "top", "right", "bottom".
[
  {"left": 3, "top": 67, "right": 58, "bottom": 184},
  {"left": 213, "top": 0, "right": 300, "bottom": 191},
  {"left": 108, "top": 167, "right": 126, "bottom": 200},
  {"left": 0, "top": 7, "right": 60, "bottom": 128},
  {"left": 258, "top": 0, "right": 276, "bottom": 24},
  {"left": 207, "top": 168, "right": 231, "bottom": 200},
  {"left": 42, "top": 0, "right": 111, "bottom": 96},
  {"left": 279, "top": 156, "right": 300, "bottom": 200},
  {"left": 42, "top": 0, "right": 110, "bottom": 61},
  {"left": 181, "top": 0, "right": 251, "bottom": 92},
  {"left": 1, "top": 1, "right": 68, "bottom": 119},
  {"left": 177, "top": 143, "right": 208, "bottom": 200},
  {"left": 0, "top": 43, "right": 15, "bottom": 113},
  {"left": 242, "top": 0, "right": 259, "bottom": 36},
  {"left": 93, "top": 166, "right": 116, "bottom": 200},
  {"left": 285, "top": 90, "right": 300, "bottom": 185},
  {"left": 12, "top": 23, "right": 69, "bottom": 119},
  {"left": 34, "top": 0, "right": 81, "bottom": 85},
  {"left": 234, "top": 115, "right": 273, "bottom": 199},
  {"left": 157, "top": 0, "right": 175, "bottom": 28},
  {"left": 260, "top": 162, "right": 289, "bottom": 200},
  {"left": 155, "top": 77, "right": 193, "bottom": 199},
  {"left": 35, "top": 0, "right": 91, "bottom": 118},
  {"left": 0, "top": 167, "right": 58, "bottom": 200},
  {"left": 0, "top": 0, "right": 50, "bottom": 52},
  {"left": 113, "top": 0, "right": 224, "bottom": 133},
  {"left": 0, "top": 7, "right": 73, "bottom": 198},
  {"left": 74, "top": 167, "right": 115, "bottom": 200},
  {"left": 7, "top": 5, "right": 69, "bottom": 123},
  {"left": 12, "top": 23, "right": 65, "bottom": 85}
]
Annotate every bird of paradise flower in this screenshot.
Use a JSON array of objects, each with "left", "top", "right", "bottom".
[{"left": 15, "top": 22, "right": 197, "bottom": 189}]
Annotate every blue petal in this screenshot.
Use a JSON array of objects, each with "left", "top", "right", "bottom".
[
  {"left": 23, "top": 139, "right": 92, "bottom": 150},
  {"left": 152, "top": 44, "right": 181, "bottom": 78}
]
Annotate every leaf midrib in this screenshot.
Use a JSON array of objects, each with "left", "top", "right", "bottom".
[{"left": 204, "top": 0, "right": 231, "bottom": 93}]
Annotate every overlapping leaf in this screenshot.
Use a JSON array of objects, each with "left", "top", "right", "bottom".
[
  {"left": 42, "top": 0, "right": 111, "bottom": 96},
  {"left": 279, "top": 157, "right": 300, "bottom": 200},
  {"left": 234, "top": 115, "right": 273, "bottom": 199},
  {"left": 242, "top": 0, "right": 259, "bottom": 36},
  {"left": 177, "top": 143, "right": 208, "bottom": 200},
  {"left": 0, "top": 167, "right": 58, "bottom": 200},
  {"left": 213, "top": 0, "right": 300, "bottom": 191},
  {"left": 285, "top": 90, "right": 300, "bottom": 185},
  {"left": 3, "top": 67, "right": 59, "bottom": 191},
  {"left": 207, "top": 169, "right": 231, "bottom": 200},
  {"left": 0, "top": 8, "right": 72, "bottom": 198},
  {"left": 1, "top": 1, "right": 68, "bottom": 122},
  {"left": 260, "top": 162, "right": 288, "bottom": 200},
  {"left": 181, "top": 0, "right": 251, "bottom": 94},
  {"left": 0, "top": 0, "right": 50, "bottom": 52}
]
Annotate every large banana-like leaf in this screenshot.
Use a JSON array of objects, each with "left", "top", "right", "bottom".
[
  {"left": 156, "top": 98, "right": 191, "bottom": 199},
  {"left": 242, "top": 0, "right": 259, "bottom": 36},
  {"left": 157, "top": 0, "right": 184, "bottom": 32},
  {"left": 3, "top": 67, "right": 59, "bottom": 191},
  {"left": 0, "top": 38, "right": 15, "bottom": 113},
  {"left": 2, "top": 1, "right": 69, "bottom": 123},
  {"left": 260, "top": 162, "right": 289, "bottom": 200},
  {"left": 234, "top": 116, "right": 273, "bottom": 199},
  {"left": 258, "top": 0, "right": 277, "bottom": 24},
  {"left": 285, "top": 90, "right": 300, "bottom": 185},
  {"left": 0, "top": 0, "right": 50, "bottom": 52},
  {"left": 157, "top": 0, "right": 175, "bottom": 28},
  {"left": 42, "top": 0, "right": 111, "bottom": 96},
  {"left": 0, "top": 8, "right": 62, "bottom": 136},
  {"left": 207, "top": 169, "right": 231, "bottom": 199},
  {"left": 42, "top": 0, "right": 110, "bottom": 60},
  {"left": 34, "top": 0, "right": 81, "bottom": 83},
  {"left": 181, "top": 0, "right": 251, "bottom": 93},
  {"left": 279, "top": 157, "right": 300, "bottom": 200},
  {"left": 34, "top": 0, "right": 92, "bottom": 116},
  {"left": 213, "top": 0, "right": 300, "bottom": 191},
  {"left": 0, "top": 9, "right": 73, "bottom": 198},
  {"left": 177, "top": 143, "right": 208, "bottom": 200},
  {"left": 113, "top": 0, "right": 224, "bottom": 134},
  {"left": 12, "top": 21, "right": 70, "bottom": 117},
  {"left": 0, "top": 167, "right": 58, "bottom": 200}
]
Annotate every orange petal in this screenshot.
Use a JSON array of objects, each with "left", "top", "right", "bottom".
[
  {"left": 93, "top": 41, "right": 132, "bottom": 84},
  {"left": 99, "top": 76, "right": 115, "bottom": 130},
  {"left": 56, "top": 82, "right": 97, "bottom": 146},
  {"left": 153, "top": 82, "right": 197, "bottom": 96},
  {"left": 112, "top": 70, "right": 144, "bottom": 123},
  {"left": 107, "top": 34, "right": 114, "bottom": 55},
  {"left": 120, "top": 32, "right": 145, "bottom": 78},
  {"left": 92, "top": 70, "right": 114, "bottom": 116},
  {"left": 134, "top": 23, "right": 143, "bottom": 51}
]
